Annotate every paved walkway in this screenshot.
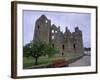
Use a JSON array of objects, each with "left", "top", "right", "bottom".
[{"left": 69, "top": 55, "right": 91, "bottom": 67}]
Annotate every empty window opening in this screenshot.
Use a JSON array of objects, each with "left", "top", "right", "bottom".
[
  {"left": 73, "top": 44, "right": 75, "bottom": 49},
  {"left": 52, "top": 35, "right": 54, "bottom": 39},
  {"left": 62, "top": 45, "right": 64, "bottom": 50},
  {"left": 62, "top": 52, "right": 64, "bottom": 56},
  {"left": 52, "top": 44, "right": 54, "bottom": 48},
  {"left": 52, "top": 30, "right": 54, "bottom": 33},
  {"left": 37, "top": 25, "right": 40, "bottom": 29},
  {"left": 45, "top": 20, "right": 48, "bottom": 23},
  {"left": 55, "top": 31, "right": 57, "bottom": 33}
]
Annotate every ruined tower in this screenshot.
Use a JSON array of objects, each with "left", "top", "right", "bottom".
[
  {"left": 63, "top": 27, "right": 73, "bottom": 55},
  {"left": 33, "top": 15, "right": 51, "bottom": 43},
  {"left": 72, "top": 27, "right": 84, "bottom": 55}
]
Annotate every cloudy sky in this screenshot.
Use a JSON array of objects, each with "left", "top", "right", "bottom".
[{"left": 23, "top": 10, "right": 91, "bottom": 47}]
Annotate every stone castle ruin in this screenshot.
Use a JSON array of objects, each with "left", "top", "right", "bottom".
[{"left": 33, "top": 15, "right": 84, "bottom": 56}]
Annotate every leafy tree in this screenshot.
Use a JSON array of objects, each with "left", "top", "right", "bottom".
[
  {"left": 23, "top": 43, "right": 32, "bottom": 57},
  {"left": 23, "top": 41, "right": 59, "bottom": 65},
  {"left": 45, "top": 46, "right": 59, "bottom": 57},
  {"left": 31, "top": 41, "right": 48, "bottom": 65}
]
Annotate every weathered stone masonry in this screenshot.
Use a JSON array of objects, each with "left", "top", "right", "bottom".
[{"left": 33, "top": 15, "right": 84, "bottom": 56}]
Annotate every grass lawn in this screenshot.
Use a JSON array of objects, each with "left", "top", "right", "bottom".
[
  {"left": 23, "top": 57, "right": 52, "bottom": 68},
  {"left": 23, "top": 53, "right": 82, "bottom": 69}
]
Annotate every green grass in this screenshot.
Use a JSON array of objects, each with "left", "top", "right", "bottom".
[
  {"left": 23, "top": 53, "right": 82, "bottom": 69},
  {"left": 23, "top": 56, "right": 66, "bottom": 69},
  {"left": 23, "top": 57, "right": 52, "bottom": 68}
]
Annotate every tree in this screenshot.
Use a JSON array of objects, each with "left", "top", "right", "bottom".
[
  {"left": 23, "top": 41, "right": 59, "bottom": 65},
  {"left": 31, "top": 41, "right": 48, "bottom": 65},
  {"left": 45, "top": 46, "right": 59, "bottom": 57},
  {"left": 23, "top": 43, "right": 32, "bottom": 57}
]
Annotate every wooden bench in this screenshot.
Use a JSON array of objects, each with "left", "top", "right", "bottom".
[{"left": 51, "top": 59, "right": 68, "bottom": 68}]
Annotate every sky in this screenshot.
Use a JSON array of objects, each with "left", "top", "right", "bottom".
[{"left": 23, "top": 10, "right": 91, "bottom": 48}]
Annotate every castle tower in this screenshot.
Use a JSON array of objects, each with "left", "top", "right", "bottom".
[
  {"left": 72, "top": 27, "right": 84, "bottom": 55},
  {"left": 54, "top": 26, "right": 64, "bottom": 56},
  {"left": 33, "top": 15, "right": 51, "bottom": 43},
  {"left": 64, "top": 27, "right": 73, "bottom": 55}
]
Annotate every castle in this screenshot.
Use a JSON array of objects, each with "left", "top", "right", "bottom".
[{"left": 33, "top": 15, "right": 84, "bottom": 56}]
